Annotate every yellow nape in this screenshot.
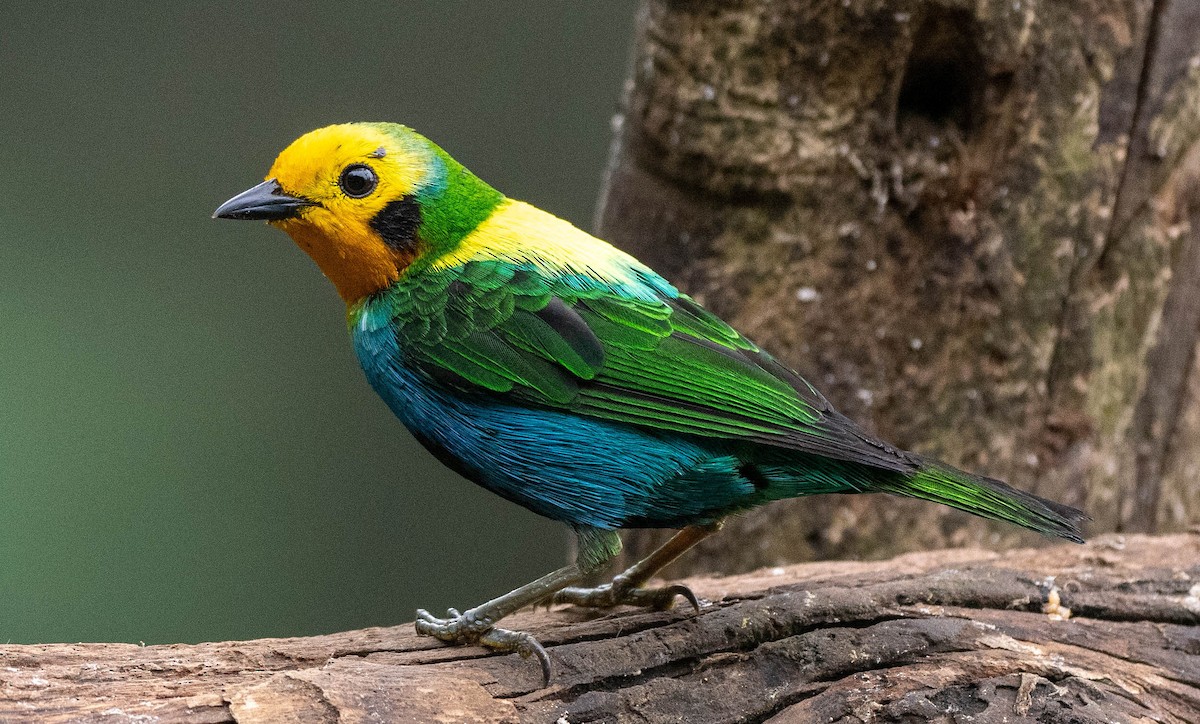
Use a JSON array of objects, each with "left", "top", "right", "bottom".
[
  {"left": 266, "top": 124, "right": 430, "bottom": 303},
  {"left": 430, "top": 199, "right": 647, "bottom": 284}
]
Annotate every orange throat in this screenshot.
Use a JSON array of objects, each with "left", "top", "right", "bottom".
[{"left": 276, "top": 219, "right": 409, "bottom": 303}]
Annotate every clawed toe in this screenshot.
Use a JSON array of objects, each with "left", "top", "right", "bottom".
[
  {"left": 650, "top": 583, "right": 699, "bottom": 612},
  {"left": 414, "top": 612, "right": 458, "bottom": 642},
  {"left": 414, "top": 607, "right": 481, "bottom": 642},
  {"left": 480, "top": 627, "right": 552, "bottom": 685},
  {"left": 552, "top": 580, "right": 700, "bottom": 613},
  {"left": 414, "top": 607, "right": 554, "bottom": 685}
]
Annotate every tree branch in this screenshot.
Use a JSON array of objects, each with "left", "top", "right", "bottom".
[{"left": 2, "top": 534, "right": 1197, "bottom": 722}]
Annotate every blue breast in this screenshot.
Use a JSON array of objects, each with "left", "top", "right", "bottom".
[{"left": 349, "top": 298, "right": 755, "bottom": 529}]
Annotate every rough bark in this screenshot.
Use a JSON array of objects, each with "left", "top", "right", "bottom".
[
  {"left": 599, "top": 0, "right": 1200, "bottom": 573},
  {"left": 1, "top": 534, "right": 1196, "bottom": 722}
]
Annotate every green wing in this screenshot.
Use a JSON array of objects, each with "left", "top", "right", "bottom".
[{"left": 388, "top": 260, "right": 916, "bottom": 473}]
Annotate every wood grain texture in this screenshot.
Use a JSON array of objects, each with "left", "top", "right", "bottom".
[
  {"left": 2, "top": 534, "right": 1197, "bottom": 722},
  {"left": 598, "top": 0, "right": 1200, "bottom": 571}
]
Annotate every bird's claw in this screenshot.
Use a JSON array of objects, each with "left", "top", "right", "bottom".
[
  {"left": 479, "top": 627, "right": 552, "bottom": 685},
  {"left": 414, "top": 607, "right": 492, "bottom": 641},
  {"left": 552, "top": 579, "right": 700, "bottom": 613},
  {"left": 414, "top": 608, "right": 553, "bottom": 686}
]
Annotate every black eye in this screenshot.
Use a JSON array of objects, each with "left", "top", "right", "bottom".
[{"left": 339, "top": 164, "right": 378, "bottom": 198}]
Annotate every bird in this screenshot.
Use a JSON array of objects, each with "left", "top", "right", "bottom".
[{"left": 214, "top": 122, "right": 1087, "bottom": 683}]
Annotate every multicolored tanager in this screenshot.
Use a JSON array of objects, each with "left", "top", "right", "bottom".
[{"left": 214, "top": 123, "right": 1086, "bottom": 683}]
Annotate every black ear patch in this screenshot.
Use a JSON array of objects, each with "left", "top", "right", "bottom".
[{"left": 370, "top": 195, "right": 421, "bottom": 253}]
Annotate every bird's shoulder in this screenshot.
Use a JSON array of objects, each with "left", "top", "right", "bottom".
[{"left": 382, "top": 196, "right": 680, "bottom": 347}]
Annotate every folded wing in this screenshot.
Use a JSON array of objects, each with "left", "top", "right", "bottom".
[{"left": 390, "top": 260, "right": 919, "bottom": 474}]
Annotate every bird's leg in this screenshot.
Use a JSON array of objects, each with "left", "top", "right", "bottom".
[
  {"left": 552, "top": 522, "right": 721, "bottom": 612},
  {"left": 414, "top": 526, "right": 621, "bottom": 685}
]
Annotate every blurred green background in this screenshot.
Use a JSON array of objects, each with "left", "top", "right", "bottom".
[{"left": 0, "top": 2, "right": 638, "bottom": 644}]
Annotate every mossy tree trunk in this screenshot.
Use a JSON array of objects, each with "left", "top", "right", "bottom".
[{"left": 599, "top": 0, "right": 1200, "bottom": 574}]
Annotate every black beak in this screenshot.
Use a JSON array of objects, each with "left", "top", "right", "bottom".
[{"left": 212, "top": 179, "right": 314, "bottom": 221}]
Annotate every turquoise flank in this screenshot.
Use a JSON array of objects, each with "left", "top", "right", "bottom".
[
  {"left": 350, "top": 287, "right": 950, "bottom": 528},
  {"left": 352, "top": 293, "right": 759, "bottom": 528}
]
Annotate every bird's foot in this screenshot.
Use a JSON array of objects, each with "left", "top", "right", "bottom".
[
  {"left": 551, "top": 574, "right": 699, "bottom": 612},
  {"left": 414, "top": 607, "right": 553, "bottom": 684}
]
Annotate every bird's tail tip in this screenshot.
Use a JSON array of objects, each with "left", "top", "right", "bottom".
[{"left": 897, "top": 462, "right": 1088, "bottom": 544}]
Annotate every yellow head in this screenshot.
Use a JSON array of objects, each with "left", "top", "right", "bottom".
[{"left": 214, "top": 122, "right": 503, "bottom": 303}]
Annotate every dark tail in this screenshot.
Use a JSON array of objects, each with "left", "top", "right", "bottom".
[{"left": 877, "top": 461, "right": 1088, "bottom": 543}]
